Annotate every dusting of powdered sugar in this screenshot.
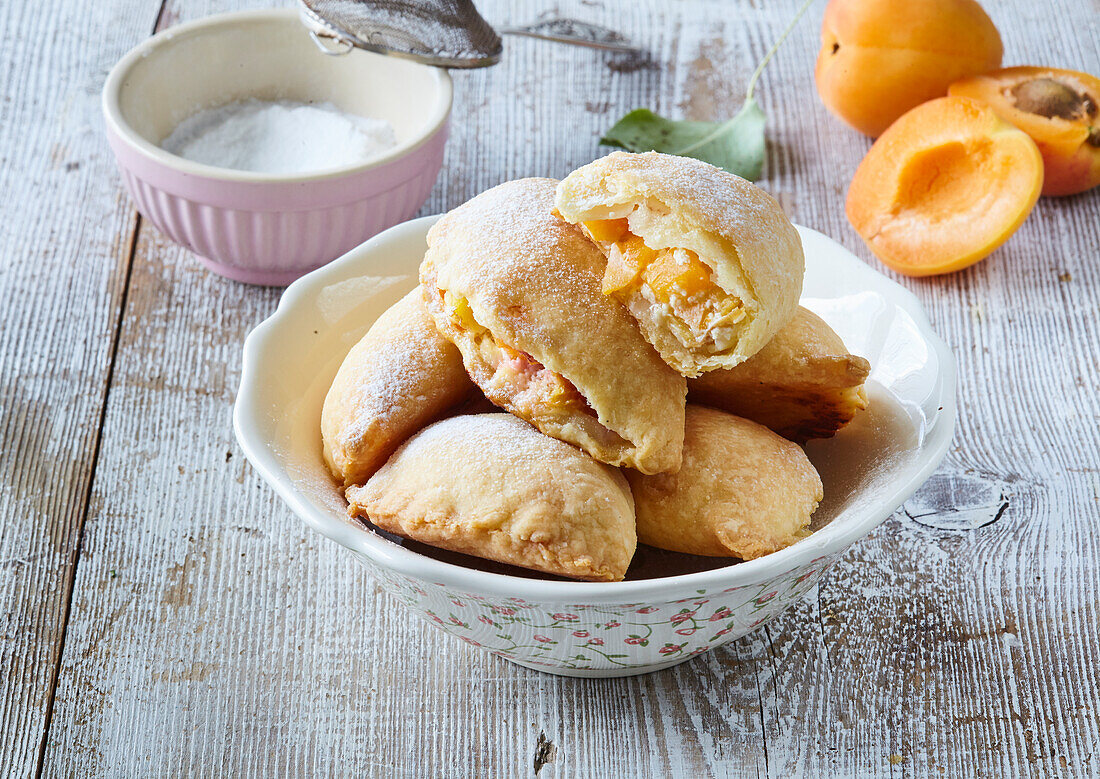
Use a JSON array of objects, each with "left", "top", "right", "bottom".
[
  {"left": 327, "top": 288, "right": 473, "bottom": 446},
  {"left": 557, "top": 151, "right": 783, "bottom": 228},
  {"left": 398, "top": 413, "right": 569, "bottom": 468},
  {"left": 423, "top": 177, "right": 634, "bottom": 354},
  {"left": 161, "top": 99, "right": 397, "bottom": 174}
]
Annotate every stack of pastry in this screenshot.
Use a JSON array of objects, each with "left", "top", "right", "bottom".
[{"left": 321, "top": 152, "right": 871, "bottom": 582}]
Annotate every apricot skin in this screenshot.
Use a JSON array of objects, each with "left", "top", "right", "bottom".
[
  {"left": 949, "top": 67, "right": 1100, "bottom": 196},
  {"left": 816, "top": 0, "right": 1003, "bottom": 138},
  {"left": 846, "top": 97, "right": 1044, "bottom": 277}
]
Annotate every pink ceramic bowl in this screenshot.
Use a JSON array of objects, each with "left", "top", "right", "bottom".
[{"left": 102, "top": 9, "right": 452, "bottom": 285}]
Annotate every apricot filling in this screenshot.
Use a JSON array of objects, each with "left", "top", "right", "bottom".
[
  {"left": 581, "top": 219, "right": 746, "bottom": 353},
  {"left": 441, "top": 291, "right": 601, "bottom": 424}
]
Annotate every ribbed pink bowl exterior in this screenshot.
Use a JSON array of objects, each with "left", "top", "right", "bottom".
[{"left": 106, "top": 123, "right": 448, "bottom": 285}]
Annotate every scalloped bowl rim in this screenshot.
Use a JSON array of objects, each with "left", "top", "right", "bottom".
[
  {"left": 101, "top": 8, "right": 454, "bottom": 184},
  {"left": 234, "top": 216, "right": 957, "bottom": 603}
]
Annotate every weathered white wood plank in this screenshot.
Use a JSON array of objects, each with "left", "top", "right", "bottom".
[
  {"left": 753, "top": 0, "right": 1100, "bottom": 774},
  {"left": 29, "top": 0, "right": 1100, "bottom": 776},
  {"left": 0, "top": 0, "right": 167, "bottom": 773}
]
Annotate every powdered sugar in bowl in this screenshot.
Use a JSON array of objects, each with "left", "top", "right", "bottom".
[{"left": 103, "top": 9, "right": 451, "bottom": 285}]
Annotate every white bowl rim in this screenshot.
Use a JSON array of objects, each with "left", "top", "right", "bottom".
[
  {"left": 234, "top": 216, "right": 958, "bottom": 604},
  {"left": 101, "top": 8, "right": 453, "bottom": 184}
]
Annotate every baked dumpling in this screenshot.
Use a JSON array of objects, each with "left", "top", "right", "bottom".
[
  {"left": 555, "top": 151, "right": 804, "bottom": 377},
  {"left": 627, "top": 406, "right": 822, "bottom": 559},
  {"left": 688, "top": 307, "right": 870, "bottom": 442},
  {"left": 321, "top": 289, "right": 477, "bottom": 487},
  {"left": 347, "top": 414, "right": 637, "bottom": 582},
  {"left": 420, "top": 177, "right": 687, "bottom": 475}
]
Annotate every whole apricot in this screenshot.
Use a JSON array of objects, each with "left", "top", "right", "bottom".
[
  {"left": 846, "top": 97, "right": 1043, "bottom": 277},
  {"left": 949, "top": 67, "right": 1100, "bottom": 196},
  {"left": 816, "top": 0, "right": 1003, "bottom": 138}
]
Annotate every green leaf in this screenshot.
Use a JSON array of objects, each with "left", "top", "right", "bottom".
[
  {"left": 598, "top": 0, "right": 814, "bottom": 180},
  {"left": 600, "top": 98, "right": 766, "bottom": 181}
]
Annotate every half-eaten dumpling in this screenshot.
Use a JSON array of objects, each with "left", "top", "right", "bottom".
[{"left": 555, "top": 151, "right": 804, "bottom": 377}]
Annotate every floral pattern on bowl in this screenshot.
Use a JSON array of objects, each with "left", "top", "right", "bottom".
[{"left": 360, "top": 555, "right": 832, "bottom": 675}]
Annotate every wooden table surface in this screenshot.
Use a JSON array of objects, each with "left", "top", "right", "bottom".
[{"left": 3, "top": 0, "right": 1099, "bottom": 775}]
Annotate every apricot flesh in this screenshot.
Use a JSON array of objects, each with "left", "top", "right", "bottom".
[
  {"left": 949, "top": 67, "right": 1100, "bottom": 196},
  {"left": 846, "top": 97, "right": 1043, "bottom": 277},
  {"left": 815, "top": 0, "right": 1003, "bottom": 138}
]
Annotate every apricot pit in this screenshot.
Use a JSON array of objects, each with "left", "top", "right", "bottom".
[
  {"left": 1011, "top": 78, "right": 1095, "bottom": 122},
  {"left": 949, "top": 67, "right": 1100, "bottom": 195}
]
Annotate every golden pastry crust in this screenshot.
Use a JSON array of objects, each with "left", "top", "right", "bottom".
[
  {"left": 688, "top": 307, "right": 870, "bottom": 442},
  {"left": 321, "top": 289, "right": 477, "bottom": 487},
  {"left": 627, "top": 406, "right": 823, "bottom": 559},
  {"left": 554, "top": 151, "right": 804, "bottom": 377},
  {"left": 420, "top": 177, "right": 686, "bottom": 475},
  {"left": 347, "top": 414, "right": 637, "bottom": 582}
]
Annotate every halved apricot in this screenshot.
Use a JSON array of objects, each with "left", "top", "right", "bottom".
[
  {"left": 846, "top": 97, "right": 1043, "bottom": 277},
  {"left": 949, "top": 67, "right": 1100, "bottom": 196},
  {"left": 816, "top": 0, "right": 1003, "bottom": 138}
]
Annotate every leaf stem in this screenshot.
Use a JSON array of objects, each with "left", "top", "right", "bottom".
[
  {"left": 673, "top": 0, "right": 816, "bottom": 156},
  {"left": 746, "top": 0, "right": 817, "bottom": 103}
]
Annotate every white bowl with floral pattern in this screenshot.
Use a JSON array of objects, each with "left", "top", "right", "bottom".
[{"left": 234, "top": 215, "right": 956, "bottom": 677}]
